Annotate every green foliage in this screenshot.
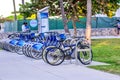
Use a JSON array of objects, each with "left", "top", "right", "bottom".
[
  {"left": 6, "top": 15, "right": 24, "bottom": 20},
  {"left": 6, "top": 16, "right": 14, "bottom": 20},
  {"left": 17, "top": 15, "right": 24, "bottom": 20},
  {"left": 19, "top": 0, "right": 50, "bottom": 19},
  {"left": 19, "top": 2, "right": 33, "bottom": 19},
  {"left": 19, "top": 0, "right": 120, "bottom": 19},
  {"left": 91, "top": 39, "right": 120, "bottom": 75},
  {"left": 0, "top": 16, "right": 13, "bottom": 23},
  {"left": 92, "top": 0, "right": 120, "bottom": 17},
  {"left": 18, "top": 0, "right": 120, "bottom": 36}
]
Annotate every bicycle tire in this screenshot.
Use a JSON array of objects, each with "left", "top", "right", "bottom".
[
  {"left": 45, "top": 46, "right": 65, "bottom": 66},
  {"left": 15, "top": 45, "right": 23, "bottom": 55},
  {"left": 30, "top": 48, "right": 43, "bottom": 59},
  {"left": 77, "top": 44, "right": 93, "bottom": 65}
]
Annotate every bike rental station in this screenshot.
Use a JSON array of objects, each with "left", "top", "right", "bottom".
[{"left": 0, "top": 7, "right": 93, "bottom": 66}]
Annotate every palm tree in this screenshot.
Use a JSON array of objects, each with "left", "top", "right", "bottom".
[
  {"left": 59, "top": 0, "right": 69, "bottom": 33},
  {"left": 22, "top": 0, "right": 25, "bottom": 19},
  {"left": 85, "top": 0, "right": 92, "bottom": 44},
  {"left": 13, "top": 0, "right": 17, "bottom": 20},
  {"left": 22, "top": 0, "right": 25, "bottom": 5}
]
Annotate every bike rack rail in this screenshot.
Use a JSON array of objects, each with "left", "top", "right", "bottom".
[{"left": 75, "top": 39, "right": 92, "bottom": 65}]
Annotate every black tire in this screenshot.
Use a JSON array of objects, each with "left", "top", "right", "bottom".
[
  {"left": 77, "top": 44, "right": 93, "bottom": 65},
  {"left": 45, "top": 46, "right": 65, "bottom": 66}
]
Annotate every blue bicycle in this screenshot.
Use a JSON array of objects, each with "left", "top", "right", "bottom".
[{"left": 43, "top": 34, "right": 93, "bottom": 66}]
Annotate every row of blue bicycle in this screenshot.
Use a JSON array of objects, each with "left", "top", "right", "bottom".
[{"left": 0, "top": 32, "right": 93, "bottom": 66}]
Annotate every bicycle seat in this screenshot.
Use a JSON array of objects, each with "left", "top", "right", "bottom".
[
  {"left": 57, "top": 34, "right": 66, "bottom": 41},
  {"left": 32, "top": 43, "right": 43, "bottom": 50}
]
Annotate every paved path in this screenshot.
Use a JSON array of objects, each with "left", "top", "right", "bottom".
[
  {"left": 91, "top": 36, "right": 120, "bottom": 39},
  {"left": 0, "top": 50, "right": 120, "bottom": 80}
]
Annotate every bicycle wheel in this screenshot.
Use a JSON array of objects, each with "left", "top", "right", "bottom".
[
  {"left": 45, "top": 46, "right": 65, "bottom": 66},
  {"left": 42, "top": 45, "right": 51, "bottom": 62},
  {"left": 8, "top": 44, "right": 16, "bottom": 53},
  {"left": 0, "top": 41, "right": 3, "bottom": 49},
  {"left": 25, "top": 44, "right": 32, "bottom": 57},
  {"left": 30, "top": 49, "right": 42, "bottom": 59},
  {"left": 77, "top": 44, "right": 93, "bottom": 65},
  {"left": 15, "top": 45, "right": 23, "bottom": 55},
  {"left": 42, "top": 47, "right": 48, "bottom": 62},
  {"left": 22, "top": 44, "right": 27, "bottom": 55},
  {"left": 22, "top": 44, "right": 30, "bottom": 57}
]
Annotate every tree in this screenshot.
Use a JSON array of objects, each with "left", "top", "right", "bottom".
[
  {"left": 19, "top": 0, "right": 49, "bottom": 19},
  {"left": 0, "top": 16, "right": 13, "bottom": 23},
  {"left": 12, "top": 0, "right": 17, "bottom": 20},
  {"left": 22, "top": 0, "right": 24, "bottom": 5},
  {"left": 22, "top": 0, "right": 25, "bottom": 19},
  {"left": 86, "top": 0, "right": 92, "bottom": 44},
  {"left": 19, "top": 0, "right": 120, "bottom": 37},
  {"left": 92, "top": 0, "right": 120, "bottom": 17},
  {"left": 20, "top": 0, "right": 119, "bottom": 18},
  {"left": 59, "top": 0, "right": 69, "bottom": 33},
  {"left": 86, "top": 0, "right": 120, "bottom": 43},
  {"left": 19, "top": 2, "right": 32, "bottom": 19},
  {"left": 6, "top": 15, "right": 24, "bottom": 20},
  {"left": 19, "top": 0, "right": 70, "bottom": 33}
]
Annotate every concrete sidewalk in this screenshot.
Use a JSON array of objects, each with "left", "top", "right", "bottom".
[
  {"left": 0, "top": 50, "right": 120, "bottom": 80},
  {"left": 91, "top": 35, "right": 120, "bottom": 39}
]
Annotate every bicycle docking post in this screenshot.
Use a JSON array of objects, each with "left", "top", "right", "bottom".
[{"left": 75, "top": 40, "right": 91, "bottom": 65}]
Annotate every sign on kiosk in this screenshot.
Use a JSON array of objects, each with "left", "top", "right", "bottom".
[
  {"left": 40, "top": 13, "right": 48, "bottom": 18},
  {"left": 37, "top": 7, "right": 49, "bottom": 33},
  {"left": 30, "top": 19, "right": 37, "bottom": 28}
]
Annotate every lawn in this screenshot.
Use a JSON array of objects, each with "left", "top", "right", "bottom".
[{"left": 90, "top": 39, "right": 120, "bottom": 75}]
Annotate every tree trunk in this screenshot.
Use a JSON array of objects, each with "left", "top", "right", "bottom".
[
  {"left": 13, "top": 0, "right": 17, "bottom": 20},
  {"left": 71, "top": 16, "right": 77, "bottom": 36},
  {"left": 22, "top": 0, "right": 25, "bottom": 20},
  {"left": 68, "top": 0, "right": 78, "bottom": 36},
  {"left": 85, "top": 0, "right": 92, "bottom": 44},
  {"left": 22, "top": 0, "right": 24, "bottom": 5},
  {"left": 59, "top": 0, "right": 70, "bottom": 33}
]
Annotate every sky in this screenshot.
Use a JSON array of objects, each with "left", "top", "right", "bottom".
[{"left": 0, "top": 0, "right": 30, "bottom": 17}]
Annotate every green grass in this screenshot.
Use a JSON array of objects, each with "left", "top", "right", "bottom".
[{"left": 89, "top": 39, "right": 120, "bottom": 75}]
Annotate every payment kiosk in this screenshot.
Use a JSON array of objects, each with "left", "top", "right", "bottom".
[{"left": 37, "top": 6, "right": 49, "bottom": 33}]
